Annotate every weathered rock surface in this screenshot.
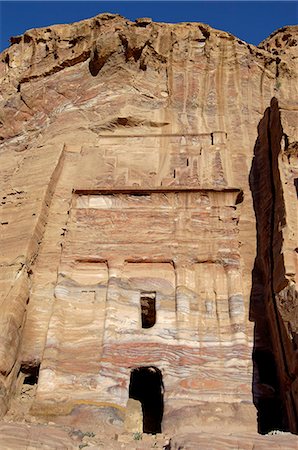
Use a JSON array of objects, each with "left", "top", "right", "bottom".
[
  {"left": 169, "top": 431, "right": 298, "bottom": 449},
  {"left": 0, "top": 13, "right": 297, "bottom": 448}
]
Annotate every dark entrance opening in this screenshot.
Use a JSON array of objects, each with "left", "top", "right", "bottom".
[
  {"left": 140, "top": 292, "right": 156, "bottom": 328},
  {"left": 129, "top": 366, "right": 164, "bottom": 434},
  {"left": 253, "top": 348, "right": 284, "bottom": 433},
  {"left": 19, "top": 363, "right": 40, "bottom": 385}
]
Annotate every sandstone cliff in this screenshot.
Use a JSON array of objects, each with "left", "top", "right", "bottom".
[{"left": 0, "top": 14, "right": 297, "bottom": 448}]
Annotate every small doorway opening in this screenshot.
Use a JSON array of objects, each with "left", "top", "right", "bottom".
[
  {"left": 129, "top": 366, "right": 164, "bottom": 434},
  {"left": 253, "top": 349, "right": 284, "bottom": 433},
  {"left": 140, "top": 292, "right": 156, "bottom": 328},
  {"left": 12, "top": 363, "right": 40, "bottom": 416},
  {"left": 19, "top": 363, "right": 40, "bottom": 386}
]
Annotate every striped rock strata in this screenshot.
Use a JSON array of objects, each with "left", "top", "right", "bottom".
[{"left": 0, "top": 13, "right": 297, "bottom": 447}]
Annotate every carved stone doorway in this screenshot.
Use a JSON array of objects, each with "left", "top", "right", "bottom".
[{"left": 129, "top": 366, "right": 164, "bottom": 434}]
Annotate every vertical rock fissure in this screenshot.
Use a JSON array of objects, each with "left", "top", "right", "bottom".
[
  {"left": 249, "top": 98, "right": 296, "bottom": 433},
  {"left": 267, "top": 101, "right": 298, "bottom": 431},
  {"left": 267, "top": 103, "right": 290, "bottom": 385},
  {"left": 267, "top": 106, "right": 292, "bottom": 431}
]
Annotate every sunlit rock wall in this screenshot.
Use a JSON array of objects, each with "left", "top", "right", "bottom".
[{"left": 0, "top": 14, "right": 297, "bottom": 434}]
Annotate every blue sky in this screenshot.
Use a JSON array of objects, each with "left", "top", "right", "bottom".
[{"left": 0, "top": 1, "right": 297, "bottom": 52}]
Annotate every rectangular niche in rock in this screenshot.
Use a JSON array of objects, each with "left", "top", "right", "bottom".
[{"left": 140, "top": 292, "right": 156, "bottom": 328}]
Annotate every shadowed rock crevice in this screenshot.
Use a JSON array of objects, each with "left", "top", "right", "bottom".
[
  {"left": 90, "top": 117, "right": 170, "bottom": 133},
  {"left": 89, "top": 46, "right": 112, "bottom": 76},
  {"left": 249, "top": 97, "right": 298, "bottom": 434}
]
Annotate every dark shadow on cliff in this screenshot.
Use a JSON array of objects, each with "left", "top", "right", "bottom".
[{"left": 249, "top": 97, "right": 297, "bottom": 434}]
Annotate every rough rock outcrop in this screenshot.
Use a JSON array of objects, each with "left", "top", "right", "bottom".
[{"left": 0, "top": 13, "right": 297, "bottom": 448}]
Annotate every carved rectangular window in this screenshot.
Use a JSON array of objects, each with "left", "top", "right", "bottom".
[{"left": 140, "top": 292, "right": 156, "bottom": 328}]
